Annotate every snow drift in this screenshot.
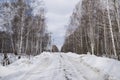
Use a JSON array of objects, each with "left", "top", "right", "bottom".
[{"left": 0, "top": 52, "right": 120, "bottom": 80}]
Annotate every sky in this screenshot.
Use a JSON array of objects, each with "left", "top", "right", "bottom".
[{"left": 44, "top": 0, "right": 80, "bottom": 49}]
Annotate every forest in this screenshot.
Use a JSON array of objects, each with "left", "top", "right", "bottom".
[
  {"left": 0, "top": 0, "right": 120, "bottom": 80},
  {"left": 0, "top": 0, "right": 51, "bottom": 56},
  {"left": 62, "top": 0, "right": 120, "bottom": 60},
  {"left": 0, "top": 0, "right": 120, "bottom": 61}
]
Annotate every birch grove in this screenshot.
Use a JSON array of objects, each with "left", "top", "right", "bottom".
[
  {"left": 0, "top": 0, "right": 50, "bottom": 56},
  {"left": 62, "top": 0, "right": 120, "bottom": 60}
]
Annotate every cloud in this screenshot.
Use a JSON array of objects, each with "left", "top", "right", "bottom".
[
  {"left": 46, "top": 13, "right": 69, "bottom": 25},
  {"left": 45, "top": 0, "right": 79, "bottom": 15}
]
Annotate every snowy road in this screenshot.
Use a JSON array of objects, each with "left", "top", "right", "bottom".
[{"left": 0, "top": 52, "right": 118, "bottom": 80}]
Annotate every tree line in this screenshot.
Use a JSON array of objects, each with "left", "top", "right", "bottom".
[
  {"left": 62, "top": 0, "right": 120, "bottom": 60},
  {"left": 0, "top": 0, "right": 51, "bottom": 56}
]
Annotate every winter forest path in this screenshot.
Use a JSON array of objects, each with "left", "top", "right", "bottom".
[{"left": 1, "top": 53, "right": 117, "bottom": 80}]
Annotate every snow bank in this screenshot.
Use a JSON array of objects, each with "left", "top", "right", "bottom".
[
  {"left": 0, "top": 52, "right": 120, "bottom": 80},
  {"left": 81, "top": 55, "right": 120, "bottom": 79},
  {"left": 0, "top": 54, "right": 33, "bottom": 79},
  {"left": 0, "top": 64, "right": 16, "bottom": 78},
  {"left": 66, "top": 52, "right": 81, "bottom": 58}
]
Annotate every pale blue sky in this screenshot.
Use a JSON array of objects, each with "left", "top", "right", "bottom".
[{"left": 44, "top": 0, "right": 79, "bottom": 49}]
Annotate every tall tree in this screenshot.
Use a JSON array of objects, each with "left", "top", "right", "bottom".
[
  {"left": 62, "top": 0, "right": 120, "bottom": 59},
  {"left": 0, "top": 0, "right": 50, "bottom": 56}
]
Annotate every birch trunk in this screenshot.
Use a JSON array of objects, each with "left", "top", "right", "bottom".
[
  {"left": 25, "top": 33, "right": 29, "bottom": 54},
  {"left": 107, "top": 0, "right": 117, "bottom": 57},
  {"left": 88, "top": 0, "right": 94, "bottom": 55},
  {"left": 114, "top": 0, "right": 120, "bottom": 33}
]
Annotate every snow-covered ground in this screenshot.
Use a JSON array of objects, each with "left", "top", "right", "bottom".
[
  {"left": 0, "top": 53, "right": 17, "bottom": 65},
  {"left": 0, "top": 52, "right": 120, "bottom": 80},
  {"left": 0, "top": 53, "right": 32, "bottom": 65}
]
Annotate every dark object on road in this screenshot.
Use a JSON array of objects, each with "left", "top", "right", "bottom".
[
  {"left": 52, "top": 45, "right": 59, "bottom": 52},
  {"left": 3, "top": 53, "right": 10, "bottom": 66}
]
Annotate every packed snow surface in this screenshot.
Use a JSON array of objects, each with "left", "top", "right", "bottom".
[{"left": 0, "top": 52, "right": 120, "bottom": 80}]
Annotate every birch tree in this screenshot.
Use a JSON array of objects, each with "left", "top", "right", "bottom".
[
  {"left": 62, "top": 0, "right": 120, "bottom": 60},
  {"left": 106, "top": 0, "right": 117, "bottom": 57},
  {"left": 0, "top": 0, "right": 50, "bottom": 56}
]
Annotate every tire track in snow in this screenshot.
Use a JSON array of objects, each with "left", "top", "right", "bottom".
[
  {"left": 20, "top": 53, "right": 65, "bottom": 80},
  {"left": 79, "top": 58, "right": 118, "bottom": 80},
  {"left": 1, "top": 53, "right": 118, "bottom": 80},
  {"left": 63, "top": 54, "right": 103, "bottom": 80},
  {"left": 19, "top": 54, "right": 54, "bottom": 80},
  {"left": 59, "top": 54, "right": 87, "bottom": 80},
  {"left": 64, "top": 54, "right": 117, "bottom": 80}
]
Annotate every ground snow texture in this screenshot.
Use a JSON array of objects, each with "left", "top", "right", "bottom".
[{"left": 0, "top": 52, "right": 120, "bottom": 80}]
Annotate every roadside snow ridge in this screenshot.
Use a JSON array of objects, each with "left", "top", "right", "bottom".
[{"left": 0, "top": 52, "right": 120, "bottom": 80}]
